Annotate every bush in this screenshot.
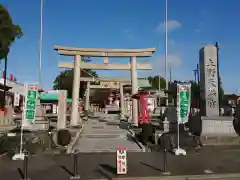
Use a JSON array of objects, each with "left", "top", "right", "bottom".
[
  {"left": 0, "top": 131, "right": 56, "bottom": 157},
  {"left": 0, "top": 135, "right": 19, "bottom": 156},
  {"left": 57, "top": 129, "right": 71, "bottom": 146},
  {"left": 233, "top": 117, "right": 240, "bottom": 136}
]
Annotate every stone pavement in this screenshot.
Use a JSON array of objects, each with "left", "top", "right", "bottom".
[
  {"left": 72, "top": 117, "right": 143, "bottom": 152},
  {"left": 1, "top": 146, "right": 240, "bottom": 180}
]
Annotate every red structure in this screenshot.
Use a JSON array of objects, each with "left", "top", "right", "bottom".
[
  {"left": 132, "top": 91, "right": 153, "bottom": 126},
  {"left": 9, "top": 74, "right": 13, "bottom": 81}
]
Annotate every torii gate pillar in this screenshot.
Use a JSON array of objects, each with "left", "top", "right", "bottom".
[
  {"left": 120, "top": 83, "right": 125, "bottom": 119},
  {"left": 71, "top": 55, "right": 81, "bottom": 126},
  {"left": 131, "top": 56, "right": 138, "bottom": 126}
]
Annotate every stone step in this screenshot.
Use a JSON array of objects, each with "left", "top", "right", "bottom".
[
  {"left": 75, "top": 137, "right": 142, "bottom": 152},
  {"left": 84, "top": 129, "right": 126, "bottom": 134},
  {"left": 82, "top": 134, "right": 125, "bottom": 138},
  {"left": 90, "top": 125, "right": 105, "bottom": 129},
  {"left": 77, "top": 148, "right": 143, "bottom": 152}
]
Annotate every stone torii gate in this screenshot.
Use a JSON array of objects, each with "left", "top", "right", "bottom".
[{"left": 55, "top": 46, "right": 155, "bottom": 126}]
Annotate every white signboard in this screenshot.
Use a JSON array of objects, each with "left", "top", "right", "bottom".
[
  {"left": 147, "top": 97, "right": 155, "bottom": 112},
  {"left": 14, "top": 92, "right": 20, "bottom": 106},
  {"left": 116, "top": 147, "right": 127, "bottom": 175}
]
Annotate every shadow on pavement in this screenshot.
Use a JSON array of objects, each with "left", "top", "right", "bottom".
[
  {"left": 98, "top": 164, "right": 116, "bottom": 180},
  {"left": 60, "top": 165, "right": 74, "bottom": 176},
  {"left": 140, "top": 162, "right": 163, "bottom": 172},
  {"left": 17, "top": 168, "right": 24, "bottom": 179}
]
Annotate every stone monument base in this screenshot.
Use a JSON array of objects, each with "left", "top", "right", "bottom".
[
  {"left": 201, "top": 116, "right": 236, "bottom": 135},
  {"left": 201, "top": 135, "right": 240, "bottom": 146}
]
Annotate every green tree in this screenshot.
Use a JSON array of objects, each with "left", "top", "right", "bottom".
[
  {"left": 0, "top": 4, "right": 23, "bottom": 107},
  {"left": 0, "top": 4, "right": 23, "bottom": 59},
  {"left": 147, "top": 75, "right": 225, "bottom": 108},
  {"left": 147, "top": 75, "right": 166, "bottom": 90},
  {"left": 53, "top": 69, "right": 98, "bottom": 98}
]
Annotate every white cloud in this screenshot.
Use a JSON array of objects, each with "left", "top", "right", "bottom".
[
  {"left": 152, "top": 54, "right": 182, "bottom": 73},
  {"left": 156, "top": 20, "right": 182, "bottom": 32}
]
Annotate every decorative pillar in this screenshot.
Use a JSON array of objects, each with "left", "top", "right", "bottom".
[
  {"left": 120, "top": 83, "right": 125, "bottom": 119},
  {"left": 57, "top": 90, "right": 67, "bottom": 129},
  {"left": 84, "top": 81, "right": 90, "bottom": 114},
  {"left": 70, "top": 55, "right": 81, "bottom": 126},
  {"left": 130, "top": 56, "right": 138, "bottom": 126}
]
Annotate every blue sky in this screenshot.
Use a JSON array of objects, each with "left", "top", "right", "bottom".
[{"left": 1, "top": 0, "right": 240, "bottom": 93}]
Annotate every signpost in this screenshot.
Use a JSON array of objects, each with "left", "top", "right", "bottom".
[
  {"left": 173, "top": 83, "right": 191, "bottom": 156},
  {"left": 116, "top": 147, "right": 127, "bottom": 175},
  {"left": 13, "top": 83, "right": 39, "bottom": 161}
]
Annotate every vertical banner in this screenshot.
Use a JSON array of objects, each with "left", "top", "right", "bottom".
[
  {"left": 116, "top": 147, "right": 127, "bottom": 175},
  {"left": 23, "top": 84, "right": 38, "bottom": 123},
  {"left": 14, "top": 92, "right": 20, "bottom": 107},
  {"left": 177, "top": 83, "right": 191, "bottom": 124}
]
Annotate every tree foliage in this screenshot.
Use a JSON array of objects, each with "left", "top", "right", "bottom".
[
  {"left": 148, "top": 75, "right": 225, "bottom": 107},
  {"left": 53, "top": 69, "right": 98, "bottom": 98},
  {"left": 0, "top": 4, "right": 23, "bottom": 59},
  {"left": 147, "top": 76, "right": 166, "bottom": 90}
]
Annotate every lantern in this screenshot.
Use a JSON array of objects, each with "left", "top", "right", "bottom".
[
  {"left": 132, "top": 91, "right": 155, "bottom": 145},
  {"left": 132, "top": 91, "right": 154, "bottom": 126}
]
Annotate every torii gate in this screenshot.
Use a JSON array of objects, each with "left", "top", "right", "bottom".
[{"left": 55, "top": 46, "right": 155, "bottom": 126}]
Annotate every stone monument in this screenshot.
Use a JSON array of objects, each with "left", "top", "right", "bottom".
[
  {"left": 199, "top": 44, "right": 236, "bottom": 136},
  {"left": 199, "top": 44, "right": 219, "bottom": 117},
  {"left": 57, "top": 90, "right": 67, "bottom": 130}
]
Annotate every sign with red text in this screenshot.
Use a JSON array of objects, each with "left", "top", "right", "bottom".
[{"left": 116, "top": 147, "right": 127, "bottom": 175}]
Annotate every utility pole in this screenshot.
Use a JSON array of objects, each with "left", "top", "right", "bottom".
[
  {"left": 193, "top": 64, "right": 199, "bottom": 108},
  {"left": 38, "top": 0, "right": 43, "bottom": 87},
  {"left": 215, "top": 42, "right": 221, "bottom": 115},
  {"left": 164, "top": 0, "right": 169, "bottom": 107},
  {"left": 169, "top": 65, "right": 172, "bottom": 83}
]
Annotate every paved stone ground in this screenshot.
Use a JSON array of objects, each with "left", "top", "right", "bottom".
[
  {"left": 1, "top": 146, "right": 240, "bottom": 180},
  {"left": 72, "top": 117, "right": 143, "bottom": 152}
]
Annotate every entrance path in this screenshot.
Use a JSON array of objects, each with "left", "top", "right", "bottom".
[{"left": 72, "top": 114, "right": 143, "bottom": 153}]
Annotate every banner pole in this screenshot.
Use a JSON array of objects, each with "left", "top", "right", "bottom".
[
  {"left": 177, "top": 118, "right": 180, "bottom": 150},
  {"left": 20, "top": 83, "right": 27, "bottom": 155}
]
